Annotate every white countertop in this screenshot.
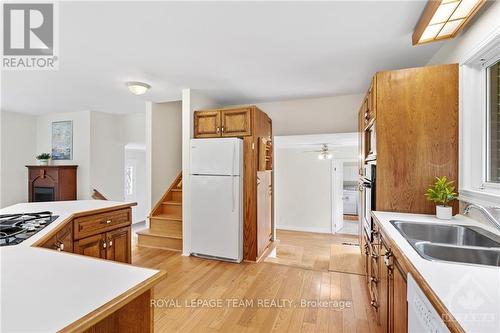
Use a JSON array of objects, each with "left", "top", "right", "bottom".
[
  {"left": 0, "top": 201, "right": 160, "bottom": 333},
  {"left": 373, "top": 211, "right": 500, "bottom": 333}
]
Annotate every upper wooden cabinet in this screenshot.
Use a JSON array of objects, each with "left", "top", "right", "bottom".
[
  {"left": 221, "top": 108, "right": 252, "bottom": 137},
  {"left": 194, "top": 107, "right": 253, "bottom": 138},
  {"left": 358, "top": 64, "right": 458, "bottom": 215},
  {"left": 193, "top": 111, "right": 221, "bottom": 138}
]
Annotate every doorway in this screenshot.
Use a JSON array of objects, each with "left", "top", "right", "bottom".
[
  {"left": 124, "top": 144, "right": 147, "bottom": 226},
  {"left": 334, "top": 160, "right": 359, "bottom": 235},
  {"left": 265, "top": 133, "right": 361, "bottom": 272}
]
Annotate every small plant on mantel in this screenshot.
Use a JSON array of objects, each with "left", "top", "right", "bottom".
[
  {"left": 36, "top": 153, "right": 51, "bottom": 166},
  {"left": 425, "top": 176, "right": 458, "bottom": 220}
]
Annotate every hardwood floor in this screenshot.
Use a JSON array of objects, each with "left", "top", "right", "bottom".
[
  {"left": 132, "top": 232, "right": 380, "bottom": 333},
  {"left": 264, "top": 230, "right": 359, "bottom": 272}
]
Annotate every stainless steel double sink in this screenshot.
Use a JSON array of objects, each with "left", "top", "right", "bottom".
[{"left": 390, "top": 220, "right": 500, "bottom": 267}]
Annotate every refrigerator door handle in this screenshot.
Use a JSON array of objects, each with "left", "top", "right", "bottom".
[
  {"left": 232, "top": 176, "right": 236, "bottom": 212},
  {"left": 232, "top": 143, "right": 236, "bottom": 176}
]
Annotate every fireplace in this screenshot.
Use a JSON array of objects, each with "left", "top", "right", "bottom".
[
  {"left": 27, "top": 165, "right": 78, "bottom": 202},
  {"left": 33, "top": 187, "right": 55, "bottom": 202}
]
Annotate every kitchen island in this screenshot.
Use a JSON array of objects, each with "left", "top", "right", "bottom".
[{"left": 0, "top": 200, "right": 166, "bottom": 333}]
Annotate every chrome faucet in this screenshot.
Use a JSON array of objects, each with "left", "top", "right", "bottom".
[{"left": 463, "top": 203, "right": 500, "bottom": 233}]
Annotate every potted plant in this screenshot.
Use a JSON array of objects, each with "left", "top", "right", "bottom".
[
  {"left": 36, "top": 153, "right": 51, "bottom": 166},
  {"left": 425, "top": 176, "right": 458, "bottom": 220}
]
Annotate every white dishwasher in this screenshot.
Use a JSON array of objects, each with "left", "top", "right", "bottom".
[{"left": 408, "top": 274, "right": 450, "bottom": 333}]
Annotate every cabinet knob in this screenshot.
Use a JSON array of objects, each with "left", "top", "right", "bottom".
[
  {"left": 103, "top": 241, "right": 107, "bottom": 249},
  {"left": 216, "top": 127, "right": 220, "bottom": 133},
  {"left": 370, "top": 300, "right": 378, "bottom": 308},
  {"left": 101, "top": 219, "right": 112, "bottom": 225},
  {"left": 370, "top": 276, "right": 378, "bottom": 283},
  {"left": 109, "top": 240, "right": 113, "bottom": 247}
]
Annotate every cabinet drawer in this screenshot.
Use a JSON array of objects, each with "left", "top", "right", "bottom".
[{"left": 74, "top": 208, "right": 131, "bottom": 240}]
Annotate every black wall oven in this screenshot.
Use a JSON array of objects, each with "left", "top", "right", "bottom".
[{"left": 361, "top": 163, "right": 376, "bottom": 241}]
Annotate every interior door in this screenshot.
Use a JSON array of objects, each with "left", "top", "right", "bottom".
[
  {"left": 257, "top": 172, "right": 272, "bottom": 256},
  {"left": 106, "top": 226, "right": 131, "bottom": 263},
  {"left": 194, "top": 111, "right": 221, "bottom": 138},
  {"left": 332, "top": 160, "right": 344, "bottom": 232},
  {"left": 221, "top": 108, "right": 252, "bottom": 137}
]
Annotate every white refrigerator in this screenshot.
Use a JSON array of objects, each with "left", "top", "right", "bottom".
[{"left": 190, "top": 138, "right": 243, "bottom": 262}]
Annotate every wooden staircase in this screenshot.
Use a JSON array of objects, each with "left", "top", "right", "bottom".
[{"left": 137, "top": 173, "right": 183, "bottom": 251}]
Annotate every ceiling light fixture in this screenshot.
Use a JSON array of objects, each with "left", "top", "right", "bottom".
[
  {"left": 412, "top": 0, "right": 486, "bottom": 45},
  {"left": 317, "top": 144, "right": 333, "bottom": 160},
  {"left": 126, "top": 81, "right": 151, "bottom": 95},
  {"left": 318, "top": 152, "right": 333, "bottom": 160}
]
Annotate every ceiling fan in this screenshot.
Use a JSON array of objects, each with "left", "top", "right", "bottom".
[{"left": 302, "top": 143, "right": 333, "bottom": 160}]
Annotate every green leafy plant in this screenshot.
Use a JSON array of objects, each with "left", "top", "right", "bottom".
[
  {"left": 425, "top": 176, "right": 457, "bottom": 207},
  {"left": 36, "top": 153, "right": 51, "bottom": 160}
]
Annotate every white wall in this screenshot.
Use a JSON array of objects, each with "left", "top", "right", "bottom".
[
  {"left": 0, "top": 111, "right": 37, "bottom": 208},
  {"left": 145, "top": 101, "right": 182, "bottom": 211},
  {"left": 181, "top": 89, "right": 220, "bottom": 255},
  {"left": 36, "top": 110, "right": 92, "bottom": 200},
  {"left": 120, "top": 112, "right": 146, "bottom": 145},
  {"left": 89, "top": 111, "right": 124, "bottom": 201},
  {"left": 275, "top": 148, "right": 333, "bottom": 233},
  {"left": 427, "top": 1, "right": 500, "bottom": 65},
  {"left": 254, "top": 94, "right": 364, "bottom": 135}
]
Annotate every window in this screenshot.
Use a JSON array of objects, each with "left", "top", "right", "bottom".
[
  {"left": 459, "top": 31, "right": 500, "bottom": 206},
  {"left": 125, "top": 165, "right": 135, "bottom": 196},
  {"left": 487, "top": 60, "right": 500, "bottom": 184}
]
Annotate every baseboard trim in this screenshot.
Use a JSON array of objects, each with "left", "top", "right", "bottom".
[{"left": 276, "top": 225, "right": 332, "bottom": 234}]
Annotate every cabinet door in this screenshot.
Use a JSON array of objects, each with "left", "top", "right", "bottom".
[
  {"left": 74, "top": 233, "right": 106, "bottom": 259},
  {"left": 57, "top": 222, "right": 73, "bottom": 252},
  {"left": 106, "top": 226, "right": 131, "bottom": 263},
  {"left": 378, "top": 238, "right": 390, "bottom": 332},
  {"left": 392, "top": 261, "right": 408, "bottom": 333},
  {"left": 221, "top": 108, "right": 252, "bottom": 137},
  {"left": 256, "top": 172, "right": 272, "bottom": 256},
  {"left": 194, "top": 111, "right": 221, "bottom": 138}
]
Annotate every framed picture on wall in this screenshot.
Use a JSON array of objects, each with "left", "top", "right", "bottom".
[{"left": 52, "top": 121, "right": 73, "bottom": 160}]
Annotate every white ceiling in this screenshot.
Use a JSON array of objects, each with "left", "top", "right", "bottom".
[{"left": 1, "top": 1, "right": 444, "bottom": 115}]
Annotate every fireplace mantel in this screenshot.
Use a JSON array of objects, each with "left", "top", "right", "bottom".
[{"left": 26, "top": 165, "right": 78, "bottom": 202}]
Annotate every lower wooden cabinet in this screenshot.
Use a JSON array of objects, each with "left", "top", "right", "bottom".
[
  {"left": 105, "top": 226, "right": 131, "bottom": 263},
  {"left": 41, "top": 221, "right": 73, "bottom": 252},
  {"left": 392, "top": 259, "right": 408, "bottom": 333},
  {"left": 40, "top": 208, "right": 132, "bottom": 264},
  {"left": 74, "top": 233, "right": 105, "bottom": 259},
  {"left": 364, "top": 219, "right": 408, "bottom": 332}
]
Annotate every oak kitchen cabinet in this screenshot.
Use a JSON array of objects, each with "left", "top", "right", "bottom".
[
  {"left": 364, "top": 217, "right": 408, "bottom": 333},
  {"left": 194, "top": 105, "right": 273, "bottom": 261},
  {"left": 194, "top": 107, "right": 252, "bottom": 138},
  {"left": 40, "top": 221, "right": 73, "bottom": 253},
  {"left": 39, "top": 207, "right": 133, "bottom": 264},
  {"left": 358, "top": 64, "right": 459, "bottom": 215}
]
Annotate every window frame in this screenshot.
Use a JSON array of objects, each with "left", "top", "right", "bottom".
[
  {"left": 485, "top": 56, "right": 500, "bottom": 187},
  {"left": 459, "top": 29, "right": 500, "bottom": 207}
]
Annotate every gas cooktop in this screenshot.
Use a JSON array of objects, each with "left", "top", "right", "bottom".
[{"left": 0, "top": 211, "right": 59, "bottom": 246}]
